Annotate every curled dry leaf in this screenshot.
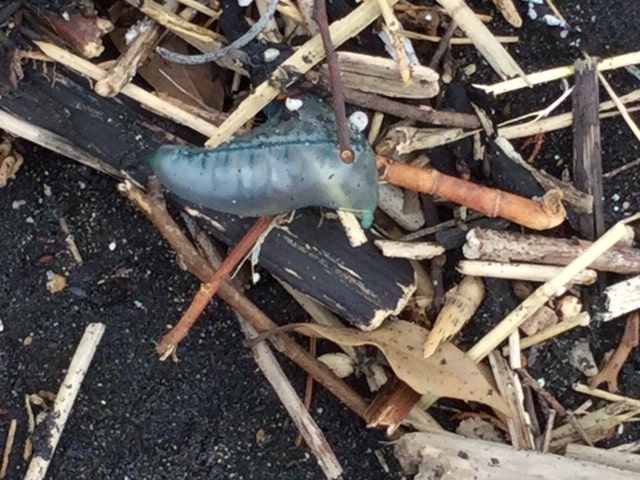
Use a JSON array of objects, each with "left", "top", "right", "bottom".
[{"left": 294, "top": 320, "right": 509, "bottom": 415}]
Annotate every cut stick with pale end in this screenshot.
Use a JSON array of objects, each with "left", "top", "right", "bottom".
[
  {"left": 466, "top": 213, "right": 640, "bottom": 363},
  {"left": 374, "top": 239, "right": 445, "bottom": 260},
  {"left": 423, "top": 276, "right": 484, "bottom": 358},
  {"left": 463, "top": 227, "right": 640, "bottom": 274},
  {"left": 238, "top": 318, "right": 343, "bottom": 479},
  {"left": 24, "top": 322, "right": 106, "bottom": 480},
  {"left": 600, "top": 275, "right": 640, "bottom": 321},
  {"left": 436, "top": 0, "right": 527, "bottom": 81},
  {"left": 336, "top": 211, "right": 368, "bottom": 247},
  {"left": 204, "top": 0, "right": 398, "bottom": 148},
  {"left": 457, "top": 260, "right": 597, "bottom": 285}
]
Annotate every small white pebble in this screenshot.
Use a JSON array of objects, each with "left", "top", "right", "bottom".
[
  {"left": 43, "top": 184, "right": 52, "bottom": 197},
  {"left": 285, "top": 97, "right": 304, "bottom": 112},
  {"left": 263, "top": 48, "right": 280, "bottom": 63},
  {"left": 252, "top": 271, "right": 261, "bottom": 284},
  {"left": 12, "top": 200, "right": 26, "bottom": 210},
  {"left": 612, "top": 193, "right": 621, "bottom": 202},
  {"left": 622, "top": 201, "right": 631, "bottom": 210},
  {"left": 25, "top": 217, "right": 34, "bottom": 224},
  {"left": 348, "top": 111, "right": 369, "bottom": 132},
  {"left": 78, "top": 181, "right": 86, "bottom": 189},
  {"left": 108, "top": 241, "right": 117, "bottom": 251}
]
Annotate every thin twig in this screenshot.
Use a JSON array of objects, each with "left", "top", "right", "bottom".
[
  {"left": 295, "top": 335, "right": 316, "bottom": 446},
  {"left": 312, "top": 0, "right": 353, "bottom": 162},
  {"left": 428, "top": 20, "right": 456, "bottom": 70},
  {"left": 157, "top": 215, "right": 275, "bottom": 358},
  {"left": 157, "top": 0, "right": 280, "bottom": 64}
]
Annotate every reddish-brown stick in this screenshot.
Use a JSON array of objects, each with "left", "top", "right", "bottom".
[{"left": 156, "top": 215, "right": 275, "bottom": 357}]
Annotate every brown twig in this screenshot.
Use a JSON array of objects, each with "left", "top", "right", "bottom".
[
  {"left": 296, "top": 335, "right": 317, "bottom": 446},
  {"left": 118, "top": 181, "right": 370, "bottom": 418},
  {"left": 588, "top": 312, "right": 639, "bottom": 392},
  {"left": 376, "top": 154, "right": 566, "bottom": 230},
  {"left": 428, "top": 19, "right": 456, "bottom": 70},
  {"left": 312, "top": 0, "right": 353, "bottom": 163},
  {"left": 156, "top": 215, "right": 275, "bottom": 358},
  {"left": 0, "top": 419, "right": 17, "bottom": 480},
  {"left": 309, "top": 78, "right": 481, "bottom": 129}
]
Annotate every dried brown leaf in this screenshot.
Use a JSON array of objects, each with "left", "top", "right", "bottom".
[{"left": 294, "top": 320, "right": 509, "bottom": 415}]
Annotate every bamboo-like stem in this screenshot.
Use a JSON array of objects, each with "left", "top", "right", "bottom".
[{"left": 375, "top": 155, "right": 566, "bottom": 230}]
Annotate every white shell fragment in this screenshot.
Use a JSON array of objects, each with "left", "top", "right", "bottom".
[
  {"left": 263, "top": 48, "right": 280, "bottom": 63},
  {"left": 348, "top": 111, "right": 369, "bottom": 132},
  {"left": 285, "top": 97, "right": 303, "bottom": 112},
  {"left": 317, "top": 353, "right": 355, "bottom": 378}
]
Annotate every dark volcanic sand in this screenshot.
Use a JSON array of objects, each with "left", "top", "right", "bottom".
[{"left": 2, "top": 1, "right": 640, "bottom": 479}]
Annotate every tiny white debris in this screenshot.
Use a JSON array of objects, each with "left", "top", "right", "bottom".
[
  {"left": 108, "top": 241, "right": 117, "bottom": 251},
  {"left": 0, "top": 319, "right": 4, "bottom": 332},
  {"left": 25, "top": 216, "right": 34, "bottom": 224},
  {"left": 62, "top": 11, "right": 70, "bottom": 21},
  {"left": 78, "top": 181, "right": 86, "bottom": 189},
  {"left": 285, "top": 97, "right": 304, "bottom": 112},
  {"left": 317, "top": 353, "right": 355, "bottom": 378},
  {"left": 252, "top": 271, "right": 261, "bottom": 284},
  {"left": 348, "top": 111, "right": 369, "bottom": 132},
  {"left": 12, "top": 200, "right": 26, "bottom": 209},
  {"left": 612, "top": 193, "right": 621, "bottom": 202},
  {"left": 263, "top": 48, "right": 280, "bottom": 62},
  {"left": 238, "top": 0, "right": 253, "bottom": 6},
  {"left": 43, "top": 184, "right": 52, "bottom": 197},
  {"left": 537, "top": 377, "right": 546, "bottom": 388},
  {"left": 125, "top": 19, "right": 151, "bottom": 45}
]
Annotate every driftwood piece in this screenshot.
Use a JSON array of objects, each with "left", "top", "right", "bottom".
[
  {"left": 600, "top": 275, "right": 640, "bottom": 321},
  {"left": 0, "top": 64, "right": 415, "bottom": 329},
  {"left": 572, "top": 58, "right": 604, "bottom": 240},
  {"left": 464, "top": 228, "right": 640, "bottom": 274},
  {"left": 394, "top": 431, "right": 639, "bottom": 480},
  {"left": 42, "top": 13, "right": 114, "bottom": 58},
  {"left": 565, "top": 443, "right": 640, "bottom": 473},
  {"left": 457, "top": 260, "right": 597, "bottom": 285}
]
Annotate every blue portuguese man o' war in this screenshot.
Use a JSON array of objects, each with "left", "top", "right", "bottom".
[{"left": 148, "top": 95, "right": 379, "bottom": 228}]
